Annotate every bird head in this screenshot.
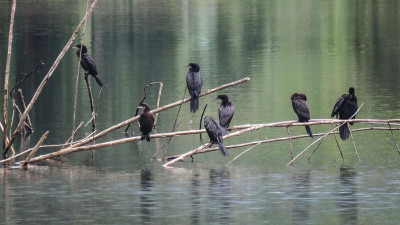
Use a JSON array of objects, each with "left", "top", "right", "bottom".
[
  {"left": 137, "top": 103, "right": 150, "bottom": 110},
  {"left": 216, "top": 94, "right": 229, "bottom": 103},
  {"left": 73, "top": 44, "right": 88, "bottom": 53},
  {"left": 187, "top": 63, "right": 200, "bottom": 72},
  {"left": 349, "top": 87, "right": 355, "bottom": 95}
]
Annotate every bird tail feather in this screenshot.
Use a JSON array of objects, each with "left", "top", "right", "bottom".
[
  {"left": 94, "top": 76, "right": 104, "bottom": 87},
  {"left": 218, "top": 142, "right": 228, "bottom": 156},
  {"left": 339, "top": 123, "right": 350, "bottom": 141},
  {"left": 305, "top": 125, "right": 313, "bottom": 138},
  {"left": 190, "top": 97, "right": 199, "bottom": 113}
]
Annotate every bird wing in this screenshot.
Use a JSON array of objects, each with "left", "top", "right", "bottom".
[
  {"left": 81, "top": 54, "right": 98, "bottom": 75},
  {"left": 219, "top": 103, "right": 235, "bottom": 127},
  {"left": 204, "top": 117, "right": 223, "bottom": 142},
  {"left": 331, "top": 94, "right": 346, "bottom": 118},
  {"left": 186, "top": 72, "right": 202, "bottom": 97},
  {"left": 292, "top": 99, "right": 310, "bottom": 121},
  {"left": 339, "top": 97, "right": 358, "bottom": 120},
  {"left": 139, "top": 112, "right": 154, "bottom": 133}
]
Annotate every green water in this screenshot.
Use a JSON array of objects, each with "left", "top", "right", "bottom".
[{"left": 1, "top": 0, "right": 400, "bottom": 224}]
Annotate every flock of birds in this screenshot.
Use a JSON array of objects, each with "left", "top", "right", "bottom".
[{"left": 74, "top": 44, "right": 359, "bottom": 157}]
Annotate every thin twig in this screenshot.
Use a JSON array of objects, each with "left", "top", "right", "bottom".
[
  {"left": 348, "top": 125, "right": 360, "bottom": 161},
  {"left": 333, "top": 125, "right": 344, "bottom": 161},
  {"left": 71, "top": 0, "right": 91, "bottom": 145},
  {"left": 153, "top": 82, "right": 163, "bottom": 128},
  {"left": 388, "top": 122, "right": 400, "bottom": 153},
  {"left": 3, "top": 0, "right": 99, "bottom": 157},
  {"left": 308, "top": 137, "right": 326, "bottom": 161},
  {"left": 125, "top": 82, "right": 163, "bottom": 133},
  {"left": 199, "top": 104, "right": 208, "bottom": 142},
  {"left": 2, "top": 0, "right": 17, "bottom": 158},
  {"left": 286, "top": 127, "right": 293, "bottom": 163},
  {"left": 17, "top": 89, "right": 33, "bottom": 131},
  {"left": 151, "top": 117, "right": 185, "bottom": 160},
  {"left": 225, "top": 142, "right": 262, "bottom": 166},
  {"left": 162, "top": 87, "right": 187, "bottom": 159},
  {"left": 62, "top": 121, "right": 84, "bottom": 149},
  {"left": 84, "top": 75, "right": 96, "bottom": 131},
  {"left": 22, "top": 131, "right": 49, "bottom": 168}
]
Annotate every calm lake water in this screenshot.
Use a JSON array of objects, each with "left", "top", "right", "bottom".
[{"left": 1, "top": 0, "right": 400, "bottom": 224}]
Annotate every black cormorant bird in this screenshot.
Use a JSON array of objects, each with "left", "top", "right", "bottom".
[
  {"left": 74, "top": 44, "right": 104, "bottom": 87},
  {"left": 138, "top": 103, "right": 154, "bottom": 142},
  {"left": 186, "top": 63, "right": 202, "bottom": 113},
  {"left": 216, "top": 94, "right": 235, "bottom": 131},
  {"left": 331, "top": 87, "right": 358, "bottom": 141},
  {"left": 204, "top": 116, "right": 228, "bottom": 156},
  {"left": 291, "top": 93, "right": 313, "bottom": 137}
]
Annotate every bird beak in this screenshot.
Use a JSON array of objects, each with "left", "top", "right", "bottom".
[
  {"left": 137, "top": 106, "right": 145, "bottom": 109},
  {"left": 72, "top": 46, "right": 78, "bottom": 49}
]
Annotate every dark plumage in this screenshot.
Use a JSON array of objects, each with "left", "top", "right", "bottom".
[
  {"left": 186, "top": 63, "right": 202, "bottom": 113},
  {"left": 291, "top": 93, "right": 313, "bottom": 137},
  {"left": 217, "top": 95, "right": 235, "bottom": 132},
  {"left": 74, "top": 44, "right": 104, "bottom": 87},
  {"left": 204, "top": 116, "right": 228, "bottom": 156},
  {"left": 138, "top": 103, "right": 154, "bottom": 142},
  {"left": 331, "top": 87, "right": 358, "bottom": 140}
]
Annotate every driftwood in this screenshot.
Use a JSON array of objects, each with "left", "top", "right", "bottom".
[
  {"left": 2, "top": 0, "right": 17, "bottom": 157},
  {"left": 164, "top": 126, "right": 400, "bottom": 165},
  {"left": 65, "top": 77, "right": 250, "bottom": 150},
  {"left": 0, "top": 119, "right": 398, "bottom": 165},
  {"left": 2, "top": 0, "right": 99, "bottom": 158},
  {"left": 21, "top": 131, "right": 49, "bottom": 169}
]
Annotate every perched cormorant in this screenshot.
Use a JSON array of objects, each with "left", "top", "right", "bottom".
[
  {"left": 216, "top": 94, "right": 235, "bottom": 131},
  {"left": 186, "top": 63, "right": 202, "bottom": 113},
  {"left": 204, "top": 116, "right": 228, "bottom": 156},
  {"left": 331, "top": 87, "right": 358, "bottom": 141},
  {"left": 138, "top": 103, "right": 154, "bottom": 142},
  {"left": 74, "top": 44, "right": 104, "bottom": 87},
  {"left": 291, "top": 93, "right": 313, "bottom": 137}
]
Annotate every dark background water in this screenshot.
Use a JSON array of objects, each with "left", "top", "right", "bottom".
[{"left": 1, "top": 0, "right": 400, "bottom": 224}]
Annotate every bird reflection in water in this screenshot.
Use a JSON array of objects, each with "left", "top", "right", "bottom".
[
  {"left": 336, "top": 167, "right": 358, "bottom": 225},
  {"left": 140, "top": 169, "right": 154, "bottom": 224},
  {"left": 206, "top": 168, "right": 232, "bottom": 225},
  {"left": 190, "top": 172, "right": 201, "bottom": 225}
]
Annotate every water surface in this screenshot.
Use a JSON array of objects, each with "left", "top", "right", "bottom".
[{"left": 1, "top": 0, "right": 400, "bottom": 224}]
